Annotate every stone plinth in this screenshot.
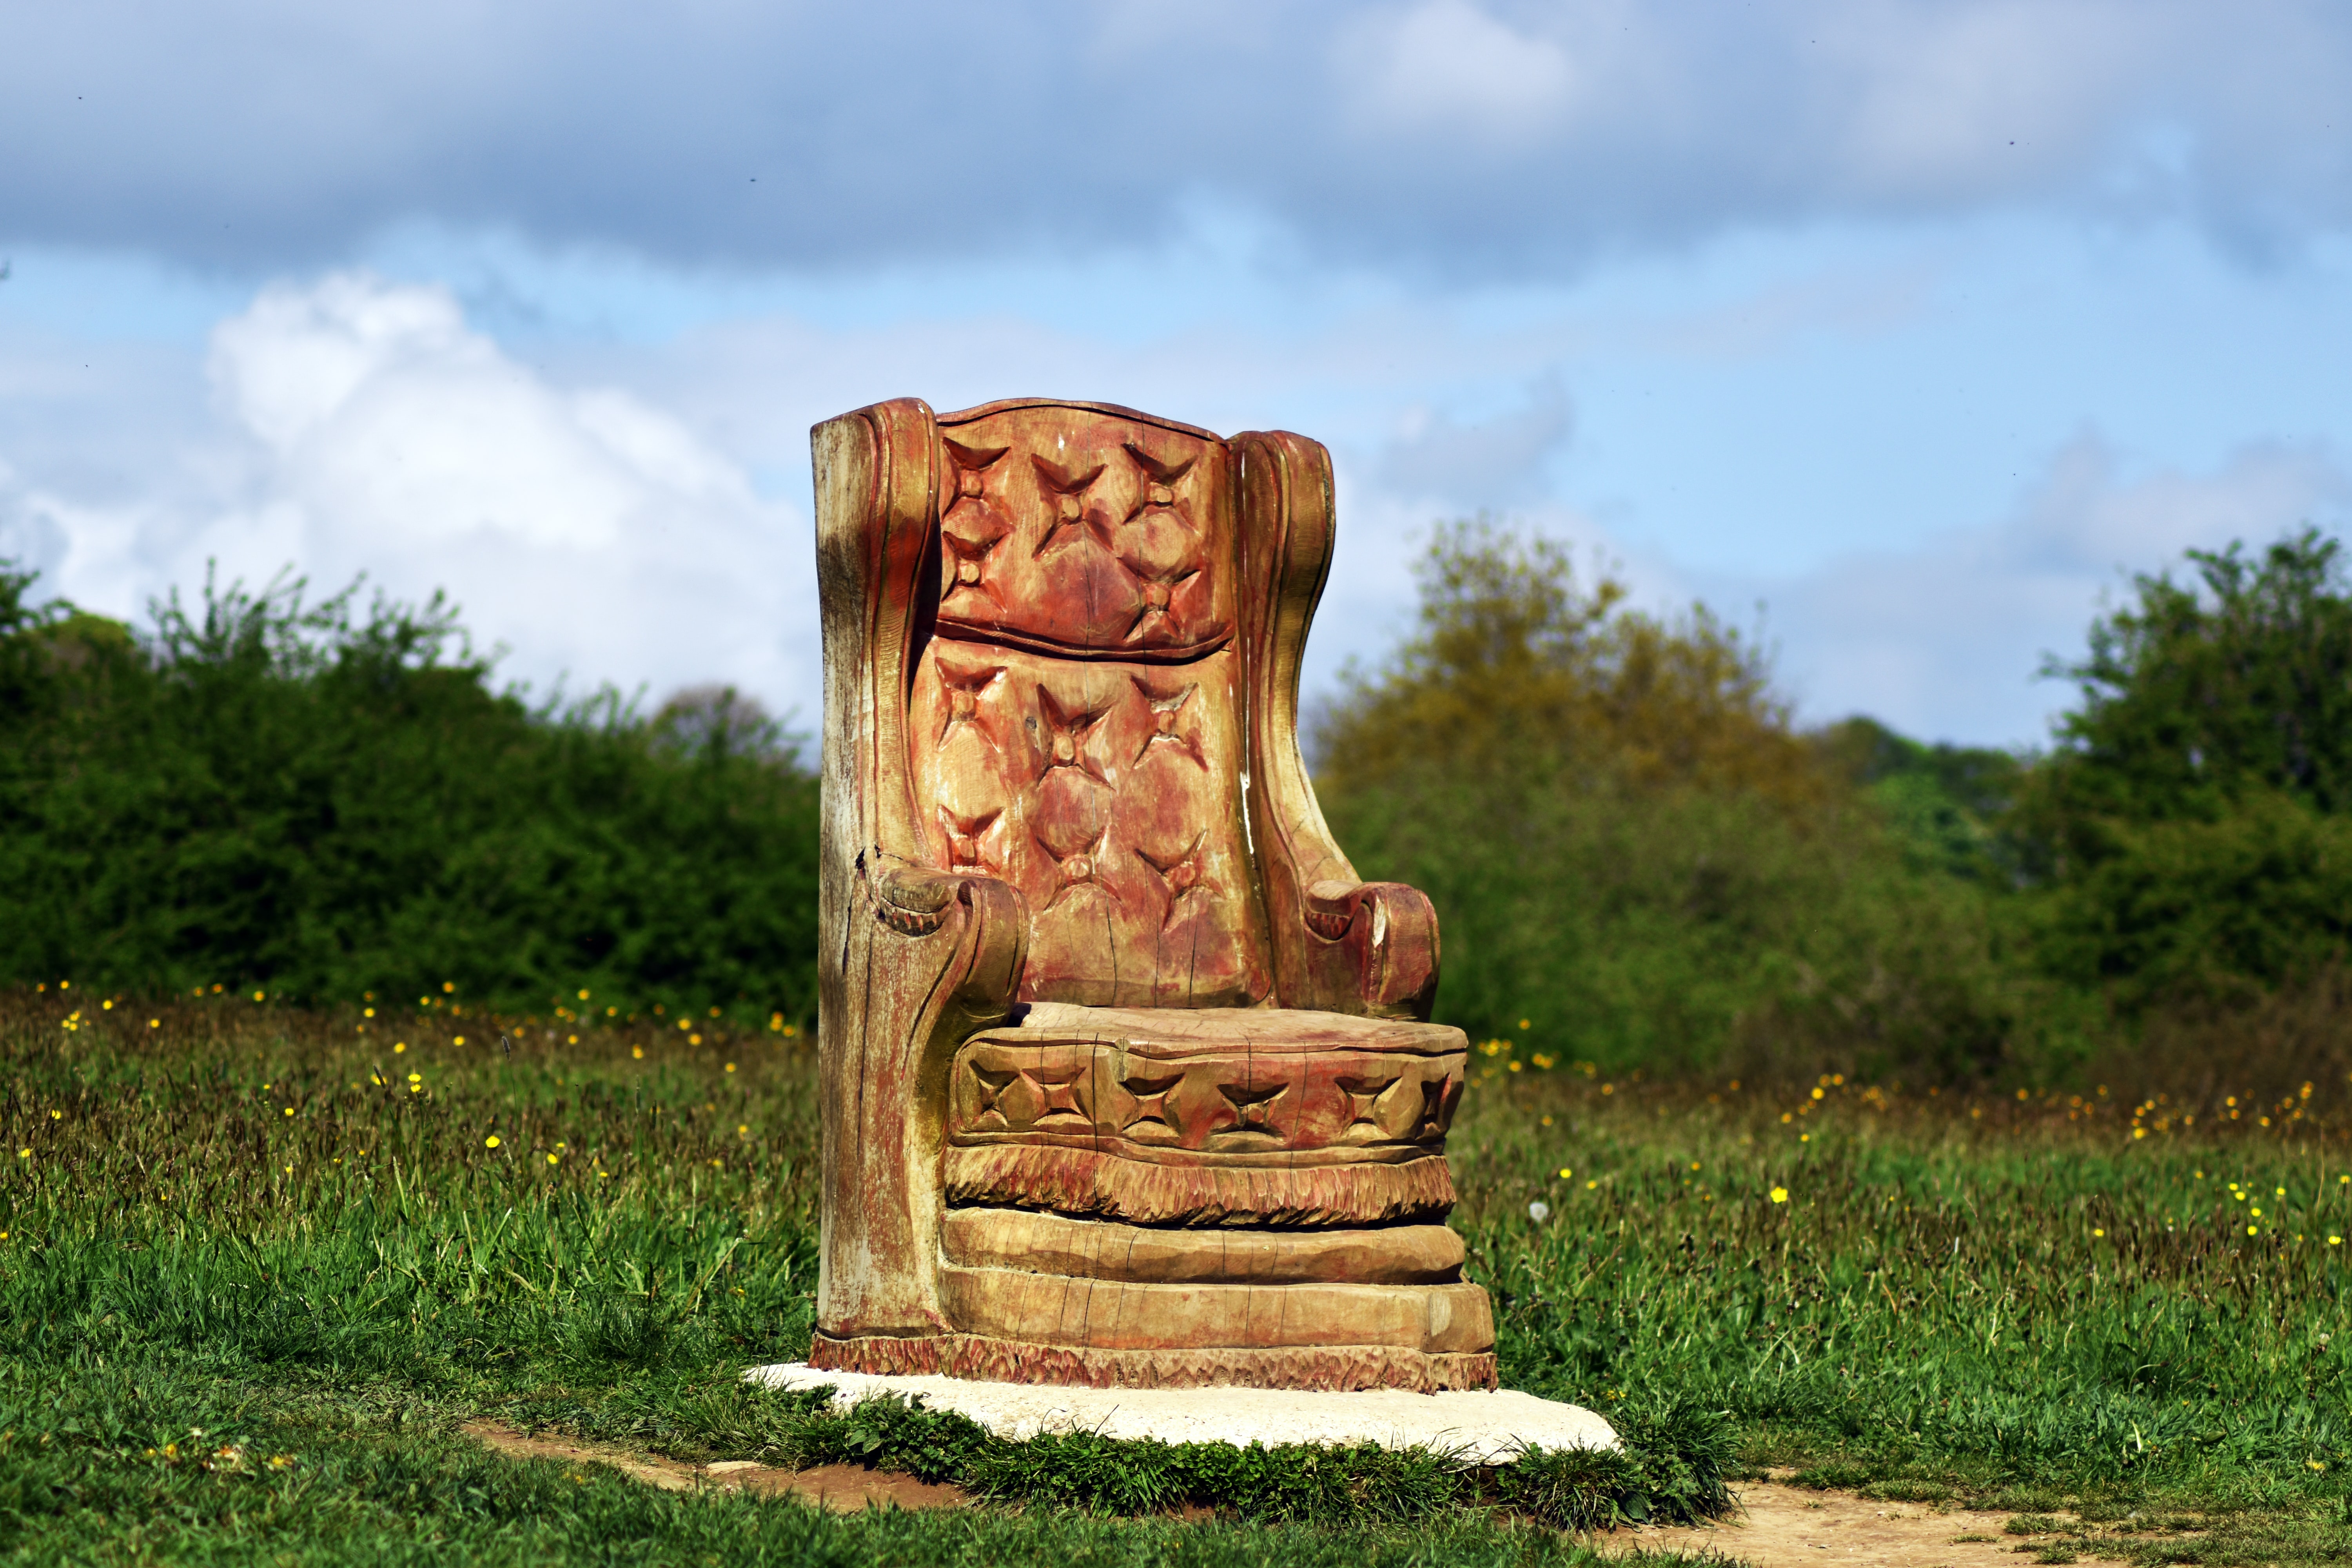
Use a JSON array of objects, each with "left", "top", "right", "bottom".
[{"left": 744, "top": 1363, "right": 1615, "bottom": 1465}]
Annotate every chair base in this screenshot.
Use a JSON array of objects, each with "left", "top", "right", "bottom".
[{"left": 808, "top": 1331, "right": 1499, "bottom": 1392}]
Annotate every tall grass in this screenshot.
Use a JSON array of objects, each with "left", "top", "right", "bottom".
[
  {"left": 5, "top": 988, "right": 2351, "bottom": 1561},
  {"left": 1462, "top": 1043, "right": 2352, "bottom": 1488}
]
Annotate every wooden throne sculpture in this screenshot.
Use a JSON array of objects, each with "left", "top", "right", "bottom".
[{"left": 810, "top": 396, "right": 1494, "bottom": 1391}]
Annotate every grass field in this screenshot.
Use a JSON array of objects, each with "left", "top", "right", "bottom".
[{"left": 4, "top": 985, "right": 2350, "bottom": 1564}]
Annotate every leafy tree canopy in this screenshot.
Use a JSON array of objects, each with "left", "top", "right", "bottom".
[
  {"left": 1815, "top": 717, "right": 2024, "bottom": 882},
  {"left": 0, "top": 559, "right": 819, "bottom": 1017},
  {"left": 1312, "top": 519, "right": 1826, "bottom": 814},
  {"left": 1309, "top": 521, "right": 2034, "bottom": 1078},
  {"left": 2038, "top": 528, "right": 2352, "bottom": 828},
  {"left": 2024, "top": 528, "right": 2352, "bottom": 1005}
]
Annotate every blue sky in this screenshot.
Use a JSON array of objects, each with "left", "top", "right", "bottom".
[{"left": 5, "top": 1, "right": 2352, "bottom": 746}]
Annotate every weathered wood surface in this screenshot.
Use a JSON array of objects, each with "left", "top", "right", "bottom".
[
  {"left": 938, "top": 1209, "right": 1467, "bottom": 1284},
  {"left": 949, "top": 1004, "right": 1467, "bottom": 1158},
  {"left": 939, "top": 1145, "right": 1457, "bottom": 1228},
  {"left": 811, "top": 396, "right": 1492, "bottom": 1388},
  {"left": 937, "top": 1269, "right": 1494, "bottom": 1353},
  {"left": 1231, "top": 427, "right": 1443, "bottom": 1020},
  {"left": 806, "top": 1333, "right": 1499, "bottom": 1394}
]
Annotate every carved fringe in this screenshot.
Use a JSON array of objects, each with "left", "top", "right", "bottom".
[
  {"left": 809, "top": 1332, "right": 1498, "bottom": 1393},
  {"left": 942, "top": 1145, "right": 1456, "bottom": 1227}
]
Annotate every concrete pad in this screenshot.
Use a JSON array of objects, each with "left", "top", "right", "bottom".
[{"left": 742, "top": 1362, "right": 1616, "bottom": 1464}]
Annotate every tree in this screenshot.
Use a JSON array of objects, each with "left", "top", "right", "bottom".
[
  {"left": 0, "top": 559, "right": 822, "bottom": 1016},
  {"left": 2041, "top": 529, "right": 2352, "bottom": 822},
  {"left": 1312, "top": 518, "right": 1822, "bottom": 811},
  {"left": 2024, "top": 529, "right": 2352, "bottom": 1004},
  {"left": 1311, "top": 521, "right": 2026, "bottom": 1079},
  {"left": 1813, "top": 717, "right": 2024, "bottom": 881}
]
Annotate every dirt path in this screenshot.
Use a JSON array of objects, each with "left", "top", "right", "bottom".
[
  {"left": 461, "top": 1421, "right": 970, "bottom": 1511},
  {"left": 1607, "top": 1484, "right": 2042, "bottom": 1566}
]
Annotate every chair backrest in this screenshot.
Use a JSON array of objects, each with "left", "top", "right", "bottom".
[{"left": 904, "top": 398, "right": 1273, "bottom": 1007}]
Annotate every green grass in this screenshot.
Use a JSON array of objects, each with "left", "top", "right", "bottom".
[
  {"left": 5, "top": 988, "right": 2351, "bottom": 1563},
  {"left": 1455, "top": 1043, "right": 2352, "bottom": 1563}
]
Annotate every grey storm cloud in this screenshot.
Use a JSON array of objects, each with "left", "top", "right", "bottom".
[{"left": 7, "top": 0, "right": 2352, "bottom": 274}]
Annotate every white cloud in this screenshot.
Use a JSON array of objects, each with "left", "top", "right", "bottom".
[
  {"left": 5, "top": 1, "right": 2350, "bottom": 275},
  {"left": 1343, "top": 0, "right": 1577, "bottom": 143},
  {"left": 5, "top": 272, "right": 817, "bottom": 717},
  {"left": 206, "top": 275, "right": 766, "bottom": 559},
  {"left": 1376, "top": 374, "right": 1574, "bottom": 503},
  {"left": 1828, "top": 1, "right": 2161, "bottom": 198},
  {"left": 0, "top": 465, "right": 159, "bottom": 610},
  {"left": 1752, "top": 433, "right": 2352, "bottom": 745}
]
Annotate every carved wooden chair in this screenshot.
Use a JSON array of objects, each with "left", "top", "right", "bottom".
[{"left": 810, "top": 396, "right": 1493, "bottom": 1390}]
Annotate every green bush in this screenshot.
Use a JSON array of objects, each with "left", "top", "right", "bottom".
[
  {"left": 0, "top": 561, "right": 818, "bottom": 1016},
  {"left": 2022, "top": 530, "right": 2352, "bottom": 1006},
  {"left": 19, "top": 517, "right": 2352, "bottom": 1078},
  {"left": 1815, "top": 715, "right": 2024, "bottom": 882},
  {"left": 1314, "top": 521, "right": 2046, "bottom": 1079},
  {"left": 2030, "top": 788, "right": 2352, "bottom": 1010},
  {"left": 1322, "top": 767, "right": 2040, "bottom": 1079}
]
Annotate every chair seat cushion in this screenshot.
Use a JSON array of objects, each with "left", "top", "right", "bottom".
[{"left": 942, "top": 1004, "right": 1468, "bottom": 1226}]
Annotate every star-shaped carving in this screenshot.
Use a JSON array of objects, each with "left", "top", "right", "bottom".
[
  {"left": 1034, "top": 684, "right": 1116, "bottom": 785},
  {"left": 942, "top": 437, "right": 1014, "bottom": 603},
  {"left": 1123, "top": 563, "right": 1203, "bottom": 639},
  {"left": 1119, "top": 1071, "right": 1184, "bottom": 1142},
  {"left": 1031, "top": 453, "right": 1107, "bottom": 558},
  {"left": 936, "top": 663, "right": 1004, "bottom": 747},
  {"left": 937, "top": 805, "right": 1003, "bottom": 873},
  {"left": 1123, "top": 442, "right": 1199, "bottom": 532},
  {"left": 942, "top": 526, "right": 1009, "bottom": 608},
  {"left": 1413, "top": 1073, "right": 1455, "bottom": 1141},
  {"left": 1023, "top": 1064, "right": 1089, "bottom": 1128},
  {"left": 944, "top": 435, "right": 1010, "bottom": 490},
  {"left": 1037, "top": 823, "right": 1118, "bottom": 910},
  {"left": 1218, "top": 1077, "right": 1287, "bottom": 1136},
  {"left": 1130, "top": 679, "right": 1204, "bottom": 767},
  {"left": 967, "top": 1062, "right": 1019, "bottom": 1129},
  {"left": 1134, "top": 831, "right": 1209, "bottom": 930},
  {"left": 1336, "top": 1074, "right": 1401, "bottom": 1136}
]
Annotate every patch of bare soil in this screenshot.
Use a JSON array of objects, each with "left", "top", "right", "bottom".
[
  {"left": 1604, "top": 1483, "right": 2072, "bottom": 1567},
  {"left": 461, "top": 1421, "right": 969, "bottom": 1512}
]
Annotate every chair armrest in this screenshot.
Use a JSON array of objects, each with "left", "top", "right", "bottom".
[
  {"left": 818, "top": 858, "right": 1028, "bottom": 1339},
  {"left": 1301, "top": 878, "right": 1440, "bottom": 1020},
  {"left": 874, "top": 865, "right": 1018, "bottom": 948}
]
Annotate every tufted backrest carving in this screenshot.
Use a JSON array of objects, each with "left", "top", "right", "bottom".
[
  {"left": 932, "top": 399, "right": 1235, "bottom": 657},
  {"left": 907, "top": 399, "right": 1272, "bottom": 1008}
]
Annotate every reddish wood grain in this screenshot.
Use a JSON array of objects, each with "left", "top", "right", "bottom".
[
  {"left": 938, "top": 1209, "right": 1468, "bottom": 1285},
  {"left": 808, "top": 1332, "right": 1499, "bottom": 1394},
  {"left": 811, "top": 396, "right": 1488, "bottom": 1387}
]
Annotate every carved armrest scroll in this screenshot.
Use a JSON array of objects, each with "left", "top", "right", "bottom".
[
  {"left": 874, "top": 864, "right": 957, "bottom": 936},
  {"left": 1303, "top": 879, "right": 1440, "bottom": 1019},
  {"left": 872, "top": 865, "right": 1028, "bottom": 976}
]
